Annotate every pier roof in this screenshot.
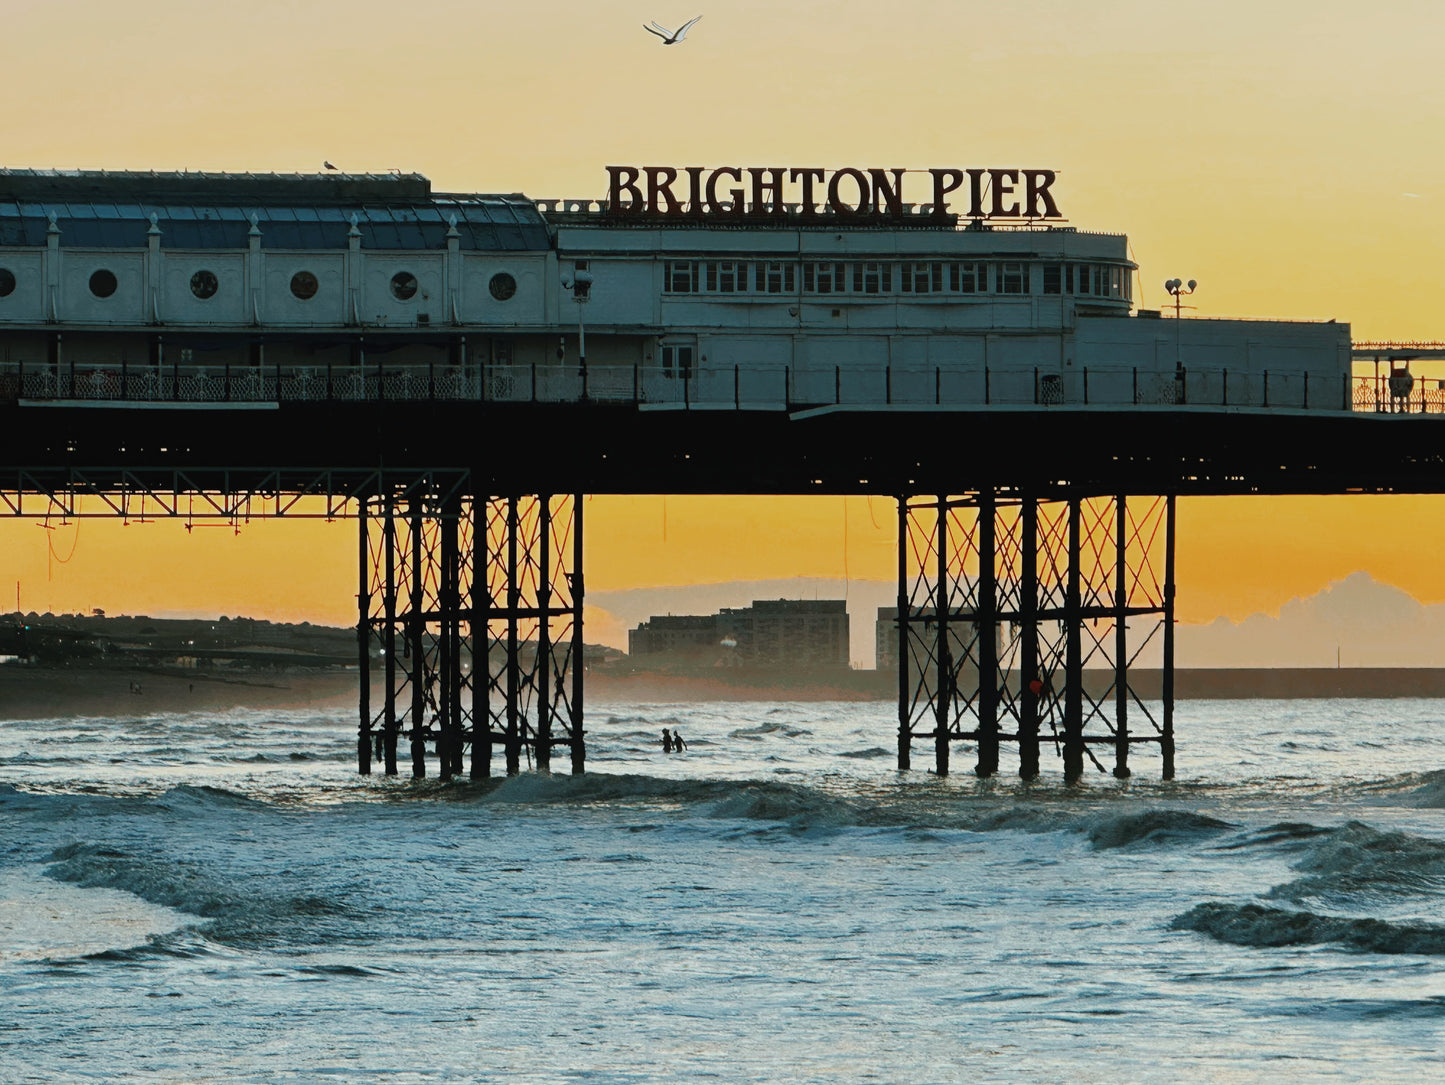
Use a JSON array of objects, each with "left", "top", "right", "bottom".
[{"left": 0, "top": 170, "right": 549, "bottom": 251}]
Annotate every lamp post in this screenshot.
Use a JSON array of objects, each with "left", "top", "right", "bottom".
[
  {"left": 1164, "top": 278, "right": 1196, "bottom": 402},
  {"left": 561, "top": 269, "right": 593, "bottom": 399}
]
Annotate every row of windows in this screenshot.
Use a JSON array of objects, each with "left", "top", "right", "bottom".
[
  {"left": 0, "top": 267, "right": 519, "bottom": 303},
  {"left": 663, "top": 261, "right": 1131, "bottom": 300}
]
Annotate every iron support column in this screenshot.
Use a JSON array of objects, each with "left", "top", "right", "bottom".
[
  {"left": 357, "top": 498, "right": 371, "bottom": 775},
  {"left": 896, "top": 496, "right": 911, "bottom": 771},
  {"left": 439, "top": 504, "right": 460, "bottom": 779},
  {"left": 536, "top": 496, "right": 553, "bottom": 772},
  {"left": 571, "top": 492, "right": 586, "bottom": 774},
  {"left": 935, "top": 495, "right": 951, "bottom": 777},
  {"left": 505, "top": 496, "right": 522, "bottom": 776},
  {"left": 409, "top": 501, "right": 427, "bottom": 779},
  {"left": 976, "top": 491, "right": 999, "bottom": 778},
  {"left": 1063, "top": 495, "right": 1084, "bottom": 783},
  {"left": 1162, "top": 494, "right": 1177, "bottom": 780},
  {"left": 383, "top": 494, "right": 399, "bottom": 776},
  {"left": 1019, "top": 496, "right": 1039, "bottom": 779},
  {"left": 1114, "top": 495, "right": 1131, "bottom": 779},
  {"left": 470, "top": 496, "right": 490, "bottom": 780}
]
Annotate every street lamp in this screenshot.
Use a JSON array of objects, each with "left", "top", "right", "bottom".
[
  {"left": 561, "top": 269, "right": 594, "bottom": 399},
  {"left": 1163, "top": 278, "right": 1197, "bottom": 381}
]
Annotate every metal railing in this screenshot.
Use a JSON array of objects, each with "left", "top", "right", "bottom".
[
  {"left": 0, "top": 360, "right": 1414, "bottom": 414},
  {"left": 1351, "top": 372, "right": 1445, "bottom": 414}
]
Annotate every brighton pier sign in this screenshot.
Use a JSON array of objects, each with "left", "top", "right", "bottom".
[{"left": 605, "top": 166, "right": 1062, "bottom": 221}]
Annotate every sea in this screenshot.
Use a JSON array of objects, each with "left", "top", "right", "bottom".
[{"left": 2, "top": 696, "right": 1445, "bottom": 1083}]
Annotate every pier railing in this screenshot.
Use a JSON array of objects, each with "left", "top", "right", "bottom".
[{"left": 0, "top": 360, "right": 1431, "bottom": 414}]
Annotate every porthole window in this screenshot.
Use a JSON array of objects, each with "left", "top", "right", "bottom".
[
  {"left": 290, "top": 271, "right": 319, "bottom": 300},
  {"left": 89, "top": 269, "right": 118, "bottom": 299},
  {"left": 390, "top": 271, "right": 418, "bottom": 301},
  {"left": 489, "top": 272, "right": 517, "bottom": 301},
  {"left": 190, "top": 270, "right": 219, "bottom": 300},
  {"left": 0, "top": 268, "right": 14, "bottom": 298}
]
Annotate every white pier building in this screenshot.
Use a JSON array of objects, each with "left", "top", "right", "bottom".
[{"left": 0, "top": 168, "right": 1350, "bottom": 410}]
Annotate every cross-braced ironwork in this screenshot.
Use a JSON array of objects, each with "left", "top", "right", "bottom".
[
  {"left": 475, "top": 494, "right": 585, "bottom": 778},
  {"left": 359, "top": 489, "right": 467, "bottom": 778},
  {"left": 896, "top": 491, "right": 1175, "bottom": 781},
  {"left": 359, "top": 490, "right": 586, "bottom": 779}
]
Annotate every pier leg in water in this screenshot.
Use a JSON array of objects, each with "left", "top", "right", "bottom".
[
  {"left": 976, "top": 490, "right": 999, "bottom": 778},
  {"left": 1063, "top": 494, "right": 1084, "bottom": 784},
  {"left": 1019, "top": 494, "right": 1040, "bottom": 780}
]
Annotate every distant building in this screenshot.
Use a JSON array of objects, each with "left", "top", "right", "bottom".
[
  {"left": 720, "top": 599, "right": 849, "bottom": 668},
  {"left": 877, "top": 606, "right": 900, "bottom": 671},
  {"left": 628, "top": 615, "right": 721, "bottom": 661},
  {"left": 630, "top": 599, "right": 849, "bottom": 669}
]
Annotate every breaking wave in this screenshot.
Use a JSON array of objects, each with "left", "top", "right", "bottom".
[
  {"left": 1172, "top": 902, "right": 1445, "bottom": 955},
  {"left": 1085, "top": 809, "right": 1236, "bottom": 850},
  {"left": 1266, "top": 821, "right": 1445, "bottom": 903},
  {"left": 42, "top": 842, "right": 350, "bottom": 948}
]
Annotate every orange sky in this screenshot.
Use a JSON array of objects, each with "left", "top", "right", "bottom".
[{"left": 4, "top": 1, "right": 1445, "bottom": 637}]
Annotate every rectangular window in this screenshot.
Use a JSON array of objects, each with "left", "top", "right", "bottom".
[
  {"left": 999, "top": 262, "right": 1026, "bottom": 295},
  {"left": 661, "top": 343, "right": 695, "bottom": 379},
  {"left": 704, "top": 260, "right": 749, "bottom": 293},
  {"left": 1074, "top": 265, "right": 1090, "bottom": 295},
  {"left": 665, "top": 261, "right": 697, "bottom": 293},
  {"left": 901, "top": 262, "right": 944, "bottom": 294},
  {"left": 1123, "top": 270, "right": 1133, "bottom": 302},
  {"left": 1110, "top": 267, "right": 1123, "bottom": 298},
  {"left": 851, "top": 261, "right": 891, "bottom": 295},
  {"left": 948, "top": 262, "right": 985, "bottom": 293},
  {"left": 1094, "top": 265, "right": 1108, "bottom": 297},
  {"left": 760, "top": 262, "right": 796, "bottom": 293},
  {"left": 1042, "top": 265, "right": 1062, "bottom": 295},
  {"left": 804, "top": 262, "right": 845, "bottom": 294}
]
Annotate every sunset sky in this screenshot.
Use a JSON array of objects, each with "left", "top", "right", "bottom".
[{"left": 4, "top": 1, "right": 1445, "bottom": 644}]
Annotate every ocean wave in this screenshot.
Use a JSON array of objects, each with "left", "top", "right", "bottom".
[
  {"left": 1265, "top": 821, "right": 1445, "bottom": 903},
  {"left": 42, "top": 842, "right": 349, "bottom": 948},
  {"left": 146, "top": 784, "right": 273, "bottom": 812},
  {"left": 1085, "top": 809, "right": 1236, "bottom": 850},
  {"left": 1328, "top": 768, "right": 1445, "bottom": 809},
  {"left": 450, "top": 772, "right": 1246, "bottom": 851},
  {"left": 708, "top": 786, "right": 866, "bottom": 829},
  {"left": 1171, "top": 901, "right": 1445, "bottom": 955},
  {"left": 1216, "top": 822, "right": 1336, "bottom": 852}
]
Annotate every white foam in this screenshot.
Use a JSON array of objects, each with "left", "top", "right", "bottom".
[{"left": 0, "top": 866, "right": 191, "bottom": 962}]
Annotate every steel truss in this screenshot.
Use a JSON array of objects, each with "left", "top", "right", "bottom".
[
  {"left": 358, "top": 491, "right": 585, "bottom": 779},
  {"left": 0, "top": 467, "right": 470, "bottom": 522},
  {"left": 897, "top": 491, "right": 1176, "bottom": 781}
]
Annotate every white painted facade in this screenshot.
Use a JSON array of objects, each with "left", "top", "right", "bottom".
[{"left": 0, "top": 172, "right": 1352, "bottom": 410}]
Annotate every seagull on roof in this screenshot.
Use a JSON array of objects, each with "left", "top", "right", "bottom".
[
  {"left": 644, "top": 15, "right": 701, "bottom": 44},
  {"left": 323, "top": 161, "right": 338, "bottom": 171}
]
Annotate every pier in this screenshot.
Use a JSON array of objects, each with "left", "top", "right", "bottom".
[{"left": 4, "top": 167, "right": 1445, "bottom": 782}]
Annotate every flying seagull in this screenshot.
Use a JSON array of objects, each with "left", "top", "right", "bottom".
[{"left": 644, "top": 15, "right": 701, "bottom": 44}]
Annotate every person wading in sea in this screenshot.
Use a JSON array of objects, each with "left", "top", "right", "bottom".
[
  {"left": 661, "top": 728, "right": 673, "bottom": 753},
  {"left": 672, "top": 729, "right": 687, "bottom": 753}
]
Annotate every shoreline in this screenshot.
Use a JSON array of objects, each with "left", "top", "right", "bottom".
[{"left": 0, "top": 664, "right": 357, "bottom": 719}]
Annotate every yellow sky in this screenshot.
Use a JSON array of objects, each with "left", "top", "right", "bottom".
[{"left": 4, "top": 1, "right": 1445, "bottom": 635}]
